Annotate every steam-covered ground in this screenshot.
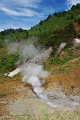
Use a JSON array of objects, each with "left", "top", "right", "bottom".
[{"left": 0, "top": 57, "right": 80, "bottom": 120}]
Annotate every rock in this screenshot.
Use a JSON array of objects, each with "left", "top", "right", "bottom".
[
  {"left": 4, "top": 47, "right": 52, "bottom": 77},
  {"left": 73, "top": 38, "right": 80, "bottom": 46}
]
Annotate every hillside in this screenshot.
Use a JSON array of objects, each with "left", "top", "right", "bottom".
[
  {"left": 0, "top": 4, "right": 80, "bottom": 48},
  {"left": 29, "top": 4, "right": 80, "bottom": 36},
  {"left": 0, "top": 45, "right": 80, "bottom": 120},
  {"left": 0, "top": 3, "right": 80, "bottom": 120},
  {"left": 0, "top": 3, "right": 80, "bottom": 81}
]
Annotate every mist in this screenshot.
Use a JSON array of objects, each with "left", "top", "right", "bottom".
[
  {"left": 55, "top": 42, "right": 66, "bottom": 56},
  {"left": 5, "top": 39, "right": 41, "bottom": 63},
  {"left": 21, "top": 63, "right": 49, "bottom": 101},
  {"left": 6, "top": 39, "right": 50, "bottom": 101}
]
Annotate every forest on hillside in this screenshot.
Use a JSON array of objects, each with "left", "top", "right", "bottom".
[
  {"left": 0, "top": 3, "right": 80, "bottom": 48},
  {"left": 0, "top": 3, "right": 80, "bottom": 76}
]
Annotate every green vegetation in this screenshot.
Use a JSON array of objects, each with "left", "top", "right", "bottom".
[
  {"left": 29, "top": 3, "right": 80, "bottom": 36},
  {"left": 0, "top": 93, "right": 6, "bottom": 98},
  {"left": 0, "top": 4, "right": 80, "bottom": 120},
  {"left": 0, "top": 28, "right": 29, "bottom": 48},
  {"left": 38, "top": 23, "right": 77, "bottom": 49},
  {"left": 12, "top": 108, "right": 80, "bottom": 120},
  {"left": 44, "top": 45, "right": 80, "bottom": 71},
  {"left": 0, "top": 53, "right": 19, "bottom": 74},
  {"left": 0, "top": 4, "right": 80, "bottom": 48},
  {"left": 53, "top": 60, "right": 80, "bottom": 74},
  {"left": 0, "top": 3, "right": 80, "bottom": 75}
]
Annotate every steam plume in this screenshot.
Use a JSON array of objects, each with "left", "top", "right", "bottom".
[
  {"left": 55, "top": 42, "right": 66, "bottom": 56},
  {"left": 6, "top": 40, "right": 51, "bottom": 101},
  {"left": 21, "top": 63, "right": 49, "bottom": 101}
]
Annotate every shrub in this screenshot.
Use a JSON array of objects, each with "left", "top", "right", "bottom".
[{"left": 0, "top": 53, "right": 19, "bottom": 73}]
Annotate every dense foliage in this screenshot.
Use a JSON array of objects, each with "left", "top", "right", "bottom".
[
  {"left": 38, "top": 23, "right": 77, "bottom": 49},
  {"left": 0, "top": 28, "right": 29, "bottom": 48},
  {"left": 0, "top": 3, "right": 80, "bottom": 48},
  {"left": 0, "top": 53, "right": 19, "bottom": 74},
  {"left": 29, "top": 3, "right": 80, "bottom": 36}
]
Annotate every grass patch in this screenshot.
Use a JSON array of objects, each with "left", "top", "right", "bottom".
[
  {"left": 44, "top": 56, "right": 69, "bottom": 71},
  {"left": 0, "top": 47, "right": 7, "bottom": 57},
  {"left": 55, "top": 66, "right": 70, "bottom": 74},
  {"left": 0, "top": 53, "right": 19, "bottom": 74},
  {"left": 12, "top": 109, "right": 80, "bottom": 120},
  {"left": 52, "top": 59, "right": 80, "bottom": 74},
  {"left": 0, "top": 93, "right": 6, "bottom": 98},
  {"left": 44, "top": 45, "right": 80, "bottom": 72},
  {"left": 11, "top": 102, "right": 80, "bottom": 120}
]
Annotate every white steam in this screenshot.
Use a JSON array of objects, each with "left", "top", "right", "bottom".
[
  {"left": 21, "top": 63, "right": 49, "bottom": 79},
  {"left": 21, "top": 63, "right": 49, "bottom": 101},
  {"left": 6, "top": 40, "right": 50, "bottom": 101},
  {"left": 19, "top": 44, "right": 40, "bottom": 63},
  {"left": 5, "top": 39, "right": 42, "bottom": 63},
  {"left": 55, "top": 42, "right": 66, "bottom": 56},
  {"left": 8, "top": 42, "right": 19, "bottom": 53},
  {"left": 5, "top": 40, "right": 80, "bottom": 110}
]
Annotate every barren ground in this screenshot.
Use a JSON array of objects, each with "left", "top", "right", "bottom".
[{"left": 0, "top": 57, "right": 80, "bottom": 120}]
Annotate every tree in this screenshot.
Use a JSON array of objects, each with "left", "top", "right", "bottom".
[
  {"left": 62, "top": 11, "right": 66, "bottom": 16},
  {"left": 47, "top": 14, "right": 52, "bottom": 19},
  {"left": 53, "top": 12, "right": 58, "bottom": 16},
  {"left": 70, "top": 14, "right": 74, "bottom": 19},
  {"left": 39, "top": 20, "right": 43, "bottom": 25},
  {"left": 17, "top": 28, "right": 23, "bottom": 32}
]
